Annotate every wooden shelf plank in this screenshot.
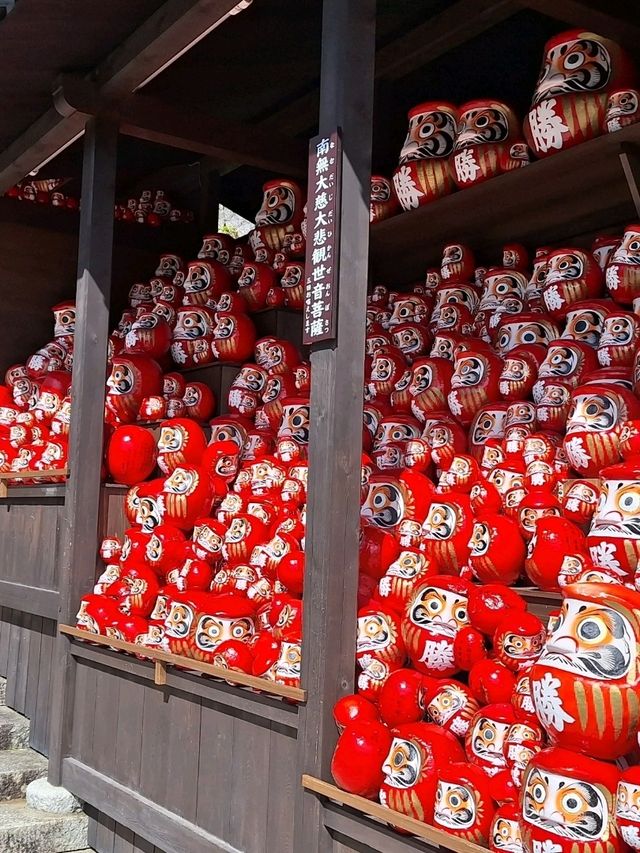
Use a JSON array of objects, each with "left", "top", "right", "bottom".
[
  {"left": 302, "top": 775, "right": 489, "bottom": 853},
  {"left": 59, "top": 624, "right": 306, "bottom": 703},
  {"left": 370, "top": 123, "right": 640, "bottom": 284}
]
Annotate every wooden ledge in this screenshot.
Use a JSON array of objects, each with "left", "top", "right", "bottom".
[
  {"left": 302, "top": 775, "right": 488, "bottom": 853},
  {"left": 0, "top": 468, "right": 68, "bottom": 497},
  {"left": 59, "top": 624, "right": 306, "bottom": 703}
]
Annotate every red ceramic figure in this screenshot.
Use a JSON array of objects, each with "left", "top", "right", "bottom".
[
  {"left": 183, "top": 260, "right": 232, "bottom": 307},
  {"left": 402, "top": 575, "right": 471, "bottom": 676},
  {"left": 598, "top": 310, "right": 640, "bottom": 367},
  {"left": 156, "top": 419, "right": 207, "bottom": 475},
  {"left": 448, "top": 348, "right": 503, "bottom": 427},
  {"left": 434, "top": 762, "right": 495, "bottom": 844},
  {"left": 106, "top": 355, "right": 163, "bottom": 424},
  {"left": 452, "top": 100, "right": 528, "bottom": 189},
  {"left": 210, "top": 312, "right": 256, "bottom": 363},
  {"left": 124, "top": 312, "right": 172, "bottom": 360},
  {"left": 331, "top": 720, "right": 393, "bottom": 799},
  {"left": 280, "top": 262, "right": 305, "bottom": 310},
  {"left": 563, "top": 382, "right": 640, "bottom": 477},
  {"left": 465, "top": 703, "right": 517, "bottom": 776},
  {"left": 490, "top": 803, "right": 523, "bottom": 853},
  {"left": 616, "top": 767, "right": 640, "bottom": 849},
  {"left": 422, "top": 679, "right": 480, "bottom": 739},
  {"left": 107, "top": 426, "right": 157, "bottom": 485},
  {"left": 521, "top": 747, "right": 622, "bottom": 853},
  {"left": 253, "top": 179, "right": 304, "bottom": 255},
  {"left": 393, "top": 102, "right": 458, "bottom": 211},
  {"left": 587, "top": 460, "right": 640, "bottom": 578},
  {"left": 170, "top": 306, "right": 216, "bottom": 368},
  {"left": 379, "top": 723, "right": 465, "bottom": 821},
  {"left": 525, "top": 515, "right": 587, "bottom": 591},
  {"left": 370, "top": 175, "right": 399, "bottom": 223},
  {"left": 468, "top": 514, "right": 525, "bottom": 584},
  {"left": 531, "top": 582, "right": 640, "bottom": 758},
  {"left": 607, "top": 88, "right": 640, "bottom": 133},
  {"left": 183, "top": 383, "right": 216, "bottom": 421},
  {"left": 237, "top": 262, "right": 277, "bottom": 312},
  {"left": 524, "top": 30, "right": 635, "bottom": 157},
  {"left": 543, "top": 248, "right": 603, "bottom": 316},
  {"left": 499, "top": 345, "right": 545, "bottom": 402}
]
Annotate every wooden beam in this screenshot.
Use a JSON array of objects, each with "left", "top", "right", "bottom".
[
  {"left": 303, "top": 776, "right": 489, "bottom": 853},
  {"left": 47, "top": 117, "right": 118, "bottom": 787},
  {"left": 54, "top": 75, "right": 307, "bottom": 177},
  {"left": 62, "top": 758, "right": 244, "bottom": 853},
  {"left": 68, "top": 638, "right": 299, "bottom": 729},
  {"left": 0, "top": 580, "right": 59, "bottom": 620},
  {"left": 0, "top": 0, "right": 247, "bottom": 192},
  {"left": 375, "top": 0, "right": 522, "bottom": 81},
  {"left": 91, "top": 0, "right": 249, "bottom": 96},
  {"left": 293, "top": 1, "right": 376, "bottom": 852},
  {"left": 59, "top": 625, "right": 307, "bottom": 702},
  {"left": 523, "top": 0, "right": 640, "bottom": 50}
]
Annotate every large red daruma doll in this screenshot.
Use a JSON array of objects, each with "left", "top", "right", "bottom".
[
  {"left": 524, "top": 30, "right": 635, "bottom": 158},
  {"left": 530, "top": 583, "right": 640, "bottom": 759},
  {"left": 521, "top": 747, "right": 622, "bottom": 853},
  {"left": 392, "top": 102, "right": 458, "bottom": 212}
]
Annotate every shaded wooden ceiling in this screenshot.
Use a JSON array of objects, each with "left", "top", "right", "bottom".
[{"left": 1, "top": 0, "right": 639, "bottom": 219}]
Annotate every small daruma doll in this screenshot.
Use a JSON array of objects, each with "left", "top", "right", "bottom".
[
  {"left": 402, "top": 575, "right": 471, "bottom": 677},
  {"left": 448, "top": 348, "right": 503, "bottom": 427},
  {"left": 392, "top": 101, "right": 458, "bottom": 211},
  {"left": 106, "top": 354, "right": 163, "bottom": 424},
  {"left": 369, "top": 175, "right": 399, "bottom": 223},
  {"left": 451, "top": 100, "right": 528, "bottom": 189},
  {"left": 524, "top": 30, "right": 635, "bottom": 157},
  {"left": 606, "top": 224, "right": 640, "bottom": 305},
  {"left": 379, "top": 722, "right": 465, "bottom": 822},
  {"left": 616, "top": 766, "right": 640, "bottom": 849},
  {"left": 587, "top": 460, "right": 640, "bottom": 579},
  {"left": 434, "top": 762, "right": 496, "bottom": 845},
  {"left": 521, "top": 747, "right": 622, "bottom": 853},
  {"left": 530, "top": 582, "right": 640, "bottom": 759}
]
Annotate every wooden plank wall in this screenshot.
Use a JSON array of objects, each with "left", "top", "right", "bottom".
[
  {"left": 0, "top": 490, "right": 64, "bottom": 591},
  {"left": 87, "top": 806, "right": 164, "bottom": 853},
  {"left": 0, "top": 217, "right": 170, "bottom": 374},
  {"left": 69, "top": 657, "right": 298, "bottom": 853},
  {"left": 0, "top": 609, "right": 56, "bottom": 754}
]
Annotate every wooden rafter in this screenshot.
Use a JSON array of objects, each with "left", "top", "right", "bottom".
[
  {"left": 0, "top": 0, "right": 247, "bottom": 192},
  {"left": 54, "top": 74, "right": 307, "bottom": 178},
  {"left": 523, "top": 0, "right": 640, "bottom": 50}
]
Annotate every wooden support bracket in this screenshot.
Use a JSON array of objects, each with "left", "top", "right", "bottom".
[
  {"left": 302, "top": 775, "right": 489, "bottom": 853},
  {"left": 59, "top": 625, "right": 307, "bottom": 703},
  {"left": 619, "top": 143, "right": 640, "bottom": 218}
]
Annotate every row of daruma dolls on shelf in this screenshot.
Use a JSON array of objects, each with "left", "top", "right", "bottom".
[
  {"left": 4, "top": 183, "right": 194, "bottom": 225},
  {"left": 371, "top": 29, "right": 640, "bottom": 219},
  {"left": 77, "top": 397, "right": 312, "bottom": 689},
  {"left": 106, "top": 336, "right": 308, "bottom": 429},
  {"left": 331, "top": 580, "right": 640, "bottom": 853}
]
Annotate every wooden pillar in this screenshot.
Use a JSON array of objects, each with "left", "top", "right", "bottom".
[
  {"left": 48, "top": 117, "right": 118, "bottom": 785},
  {"left": 619, "top": 143, "right": 640, "bottom": 217},
  {"left": 294, "top": 1, "right": 376, "bottom": 851}
]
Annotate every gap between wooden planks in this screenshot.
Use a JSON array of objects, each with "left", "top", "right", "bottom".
[
  {"left": 59, "top": 624, "right": 306, "bottom": 702},
  {"left": 0, "top": 469, "right": 69, "bottom": 497},
  {"left": 302, "top": 775, "right": 489, "bottom": 853}
]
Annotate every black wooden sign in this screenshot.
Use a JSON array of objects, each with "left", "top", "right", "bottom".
[{"left": 303, "top": 128, "right": 342, "bottom": 345}]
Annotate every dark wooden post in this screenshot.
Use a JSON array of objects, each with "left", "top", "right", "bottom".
[
  {"left": 48, "top": 117, "right": 118, "bottom": 786},
  {"left": 619, "top": 143, "right": 640, "bottom": 217},
  {"left": 294, "top": 1, "right": 376, "bottom": 850}
]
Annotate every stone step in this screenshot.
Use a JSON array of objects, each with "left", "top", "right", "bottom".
[
  {"left": 0, "top": 749, "right": 48, "bottom": 801},
  {"left": 0, "top": 798, "right": 88, "bottom": 852},
  {"left": 0, "top": 707, "right": 29, "bottom": 751},
  {"left": 0, "top": 677, "right": 6, "bottom": 706}
]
